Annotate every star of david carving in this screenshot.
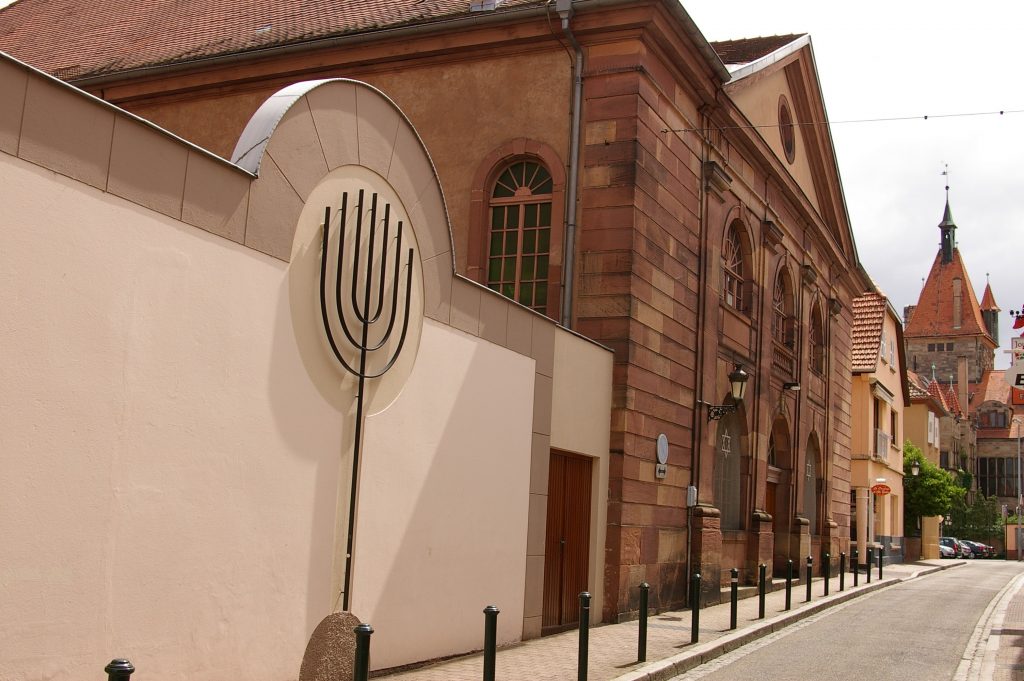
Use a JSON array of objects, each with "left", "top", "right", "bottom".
[{"left": 720, "top": 432, "right": 732, "bottom": 455}]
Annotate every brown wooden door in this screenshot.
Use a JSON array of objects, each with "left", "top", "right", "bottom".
[{"left": 542, "top": 451, "right": 592, "bottom": 632}]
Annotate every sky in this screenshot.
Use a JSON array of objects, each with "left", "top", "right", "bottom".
[{"left": 685, "top": 1, "right": 1023, "bottom": 370}]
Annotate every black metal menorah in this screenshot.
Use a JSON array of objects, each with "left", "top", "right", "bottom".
[{"left": 319, "top": 189, "right": 414, "bottom": 612}]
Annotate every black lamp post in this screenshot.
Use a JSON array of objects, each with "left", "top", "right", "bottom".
[
  {"left": 702, "top": 364, "right": 749, "bottom": 421},
  {"left": 911, "top": 460, "right": 920, "bottom": 477}
]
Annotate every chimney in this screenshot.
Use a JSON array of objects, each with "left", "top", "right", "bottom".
[
  {"left": 957, "top": 355, "right": 969, "bottom": 417},
  {"left": 903, "top": 305, "right": 916, "bottom": 325}
]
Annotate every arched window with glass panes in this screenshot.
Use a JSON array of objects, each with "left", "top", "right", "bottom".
[
  {"left": 486, "top": 160, "right": 553, "bottom": 314},
  {"left": 722, "top": 222, "right": 747, "bottom": 312},
  {"left": 809, "top": 303, "right": 826, "bottom": 376},
  {"left": 773, "top": 269, "right": 795, "bottom": 349}
]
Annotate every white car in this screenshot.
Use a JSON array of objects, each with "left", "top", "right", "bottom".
[{"left": 939, "top": 543, "right": 956, "bottom": 558}]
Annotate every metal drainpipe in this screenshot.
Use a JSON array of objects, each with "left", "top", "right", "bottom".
[
  {"left": 687, "top": 109, "right": 712, "bottom": 591},
  {"left": 558, "top": 6, "right": 583, "bottom": 329}
]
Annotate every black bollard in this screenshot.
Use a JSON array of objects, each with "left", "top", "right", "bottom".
[
  {"left": 840, "top": 552, "right": 846, "bottom": 592},
  {"left": 785, "top": 559, "right": 793, "bottom": 611},
  {"left": 866, "top": 548, "right": 873, "bottom": 584},
  {"left": 730, "top": 568, "right": 738, "bottom": 630},
  {"left": 853, "top": 549, "right": 859, "bottom": 587},
  {"left": 878, "top": 547, "right": 884, "bottom": 580},
  {"left": 105, "top": 659, "right": 134, "bottom": 681},
  {"left": 577, "top": 589, "right": 593, "bottom": 679},
  {"left": 578, "top": 592, "right": 591, "bottom": 681},
  {"left": 758, "top": 563, "right": 767, "bottom": 619},
  {"left": 805, "top": 556, "right": 813, "bottom": 603},
  {"left": 353, "top": 623, "right": 373, "bottom": 681},
  {"left": 690, "top": 572, "right": 701, "bottom": 644},
  {"left": 824, "top": 553, "right": 830, "bottom": 596},
  {"left": 483, "top": 605, "right": 499, "bottom": 681},
  {"left": 638, "top": 583, "right": 649, "bottom": 663}
]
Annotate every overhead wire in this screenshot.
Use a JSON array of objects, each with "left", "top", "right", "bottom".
[{"left": 662, "top": 108, "right": 1024, "bottom": 134}]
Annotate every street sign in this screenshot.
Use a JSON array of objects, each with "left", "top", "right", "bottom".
[
  {"left": 1005, "top": 357, "right": 1024, "bottom": 389},
  {"left": 1006, "top": 339, "right": 1024, "bottom": 389},
  {"left": 870, "top": 483, "right": 891, "bottom": 495}
]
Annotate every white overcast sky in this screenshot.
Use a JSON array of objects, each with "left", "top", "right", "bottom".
[
  {"left": 686, "top": 0, "right": 1023, "bottom": 369},
  {"left": 0, "top": 0, "right": 1019, "bottom": 367}
]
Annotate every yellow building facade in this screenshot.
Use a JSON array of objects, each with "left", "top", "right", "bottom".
[{"left": 850, "top": 293, "right": 911, "bottom": 566}]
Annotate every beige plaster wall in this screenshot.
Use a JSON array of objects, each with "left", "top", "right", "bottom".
[
  {"left": 356, "top": 319, "right": 534, "bottom": 669},
  {"left": 0, "top": 152, "right": 342, "bottom": 681},
  {"left": 1, "top": 56, "right": 614, "bottom": 676},
  {"left": 551, "top": 331, "right": 613, "bottom": 615}
]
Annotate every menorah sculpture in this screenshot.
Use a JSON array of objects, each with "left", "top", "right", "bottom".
[{"left": 319, "top": 189, "right": 415, "bottom": 612}]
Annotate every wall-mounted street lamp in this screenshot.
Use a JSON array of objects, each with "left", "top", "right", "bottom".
[
  {"left": 911, "top": 460, "right": 920, "bottom": 476},
  {"left": 700, "top": 364, "right": 749, "bottom": 421}
]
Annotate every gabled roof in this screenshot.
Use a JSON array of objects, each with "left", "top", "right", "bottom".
[
  {"left": 907, "top": 369, "right": 950, "bottom": 415},
  {"left": 970, "top": 369, "right": 1012, "bottom": 411},
  {"left": 710, "top": 34, "right": 805, "bottom": 69},
  {"left": 904, "top": 247, "right": 992, "bottom": 341},
  {"left": 971, "top": 370, "right": 1024, "bottom": 439},
  {"left": 851, "top": 292, "right": 886, "bottom": 373},
  {"left": 0, "top": 0, "right": 549, "bottom": 80}
]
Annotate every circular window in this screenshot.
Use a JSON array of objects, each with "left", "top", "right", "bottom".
[{"left": 778, "top": 95, "right": 796, "bottom": 164}]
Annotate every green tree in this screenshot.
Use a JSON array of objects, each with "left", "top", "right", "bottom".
[
  {"left": 903, "top": 440, "right": 963, "bottom": 535},
  {"left": 949, "top": 492, "right": 1002, "bottom": 543}
]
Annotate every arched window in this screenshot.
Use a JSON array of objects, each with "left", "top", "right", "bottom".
[
  {"left": 487, "top": 160, "right": 553, "bottom": 314},
  {"left": 772, "top": 270, "right": 795, "bottom": 349},
  {"left": 722, "top": 222, "right": 747, "bottom": 312},
  {"left": 714, "top": 412, "right": 744, "bottom": 531},
  {"left": 809, "top": 303, "right": 825, "bottom": 376}
]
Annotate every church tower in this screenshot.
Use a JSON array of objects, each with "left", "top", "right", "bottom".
[{"left": 903, "top": 193, "right": 997, "bottom": 383}]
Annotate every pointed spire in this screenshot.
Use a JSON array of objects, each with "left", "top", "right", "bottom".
[
  {"left": 980, "top": 276, "right": 1000, "bottom": 311},
  {"left": 939, "top": 197, "right": 956, "bottom": 228},
  {"left": 939, "top": 166, "right": 956, "bottom": 263}
]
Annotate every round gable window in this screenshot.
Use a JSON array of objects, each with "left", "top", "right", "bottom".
[{"left": 778, "top": 95, "right": 796, "bottom": 164}]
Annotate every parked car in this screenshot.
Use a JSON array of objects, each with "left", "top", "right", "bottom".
[
  {"left": 962, "top": 540, "right": 992, "bottom": 558},
  {"left": 940, "top": 536, "right": 966, "bottom": 558},
  {"left": 939, "top": 543, "right": 956, "bottom": 558}
]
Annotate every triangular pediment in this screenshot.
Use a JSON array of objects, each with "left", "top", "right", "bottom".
[{"left": 717, "top": 35, "right": 854, "bottom": 257}]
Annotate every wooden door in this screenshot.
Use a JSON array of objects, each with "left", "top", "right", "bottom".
[{"left": 542, "top": 451, "right": 592, "bottom": 632}]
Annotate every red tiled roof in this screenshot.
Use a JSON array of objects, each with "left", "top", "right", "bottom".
[
  {"left": 709, "top": 34, "right": 805, "bottom": 65},
  {"left": 907, "top": 369, "right": 952, "bottom": 415},
  {"left": 941, "top": 383, "right": 963, "bottom": 415},
  {"left": 904, "top": 248, "right": 992, "bottom": 341},
  {"left": 0, "top": 0, "right": 547, "bottom": 80},
  {"left": 851, "top": 292, "right": 886, "bottom": 372},
  {"left": 980, "top": 282, "right": 1000, "bottom": 311},
  {"left": 907, "top": 370, "right": 930, "bottom": 400},
  {"left": 929, "top": 380, "right": 961, "bottom": 416},
  {"left": 970, "top": 369, "right": 1012, "bottom": 411}
]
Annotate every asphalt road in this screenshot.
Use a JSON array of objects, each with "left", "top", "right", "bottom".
[{"left": 669, "top": 561, "right": 1024, "bottom": 681}]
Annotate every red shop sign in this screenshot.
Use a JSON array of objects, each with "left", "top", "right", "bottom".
[{"left": 870, "top": 484, "right": 891, "bottom": 495}]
